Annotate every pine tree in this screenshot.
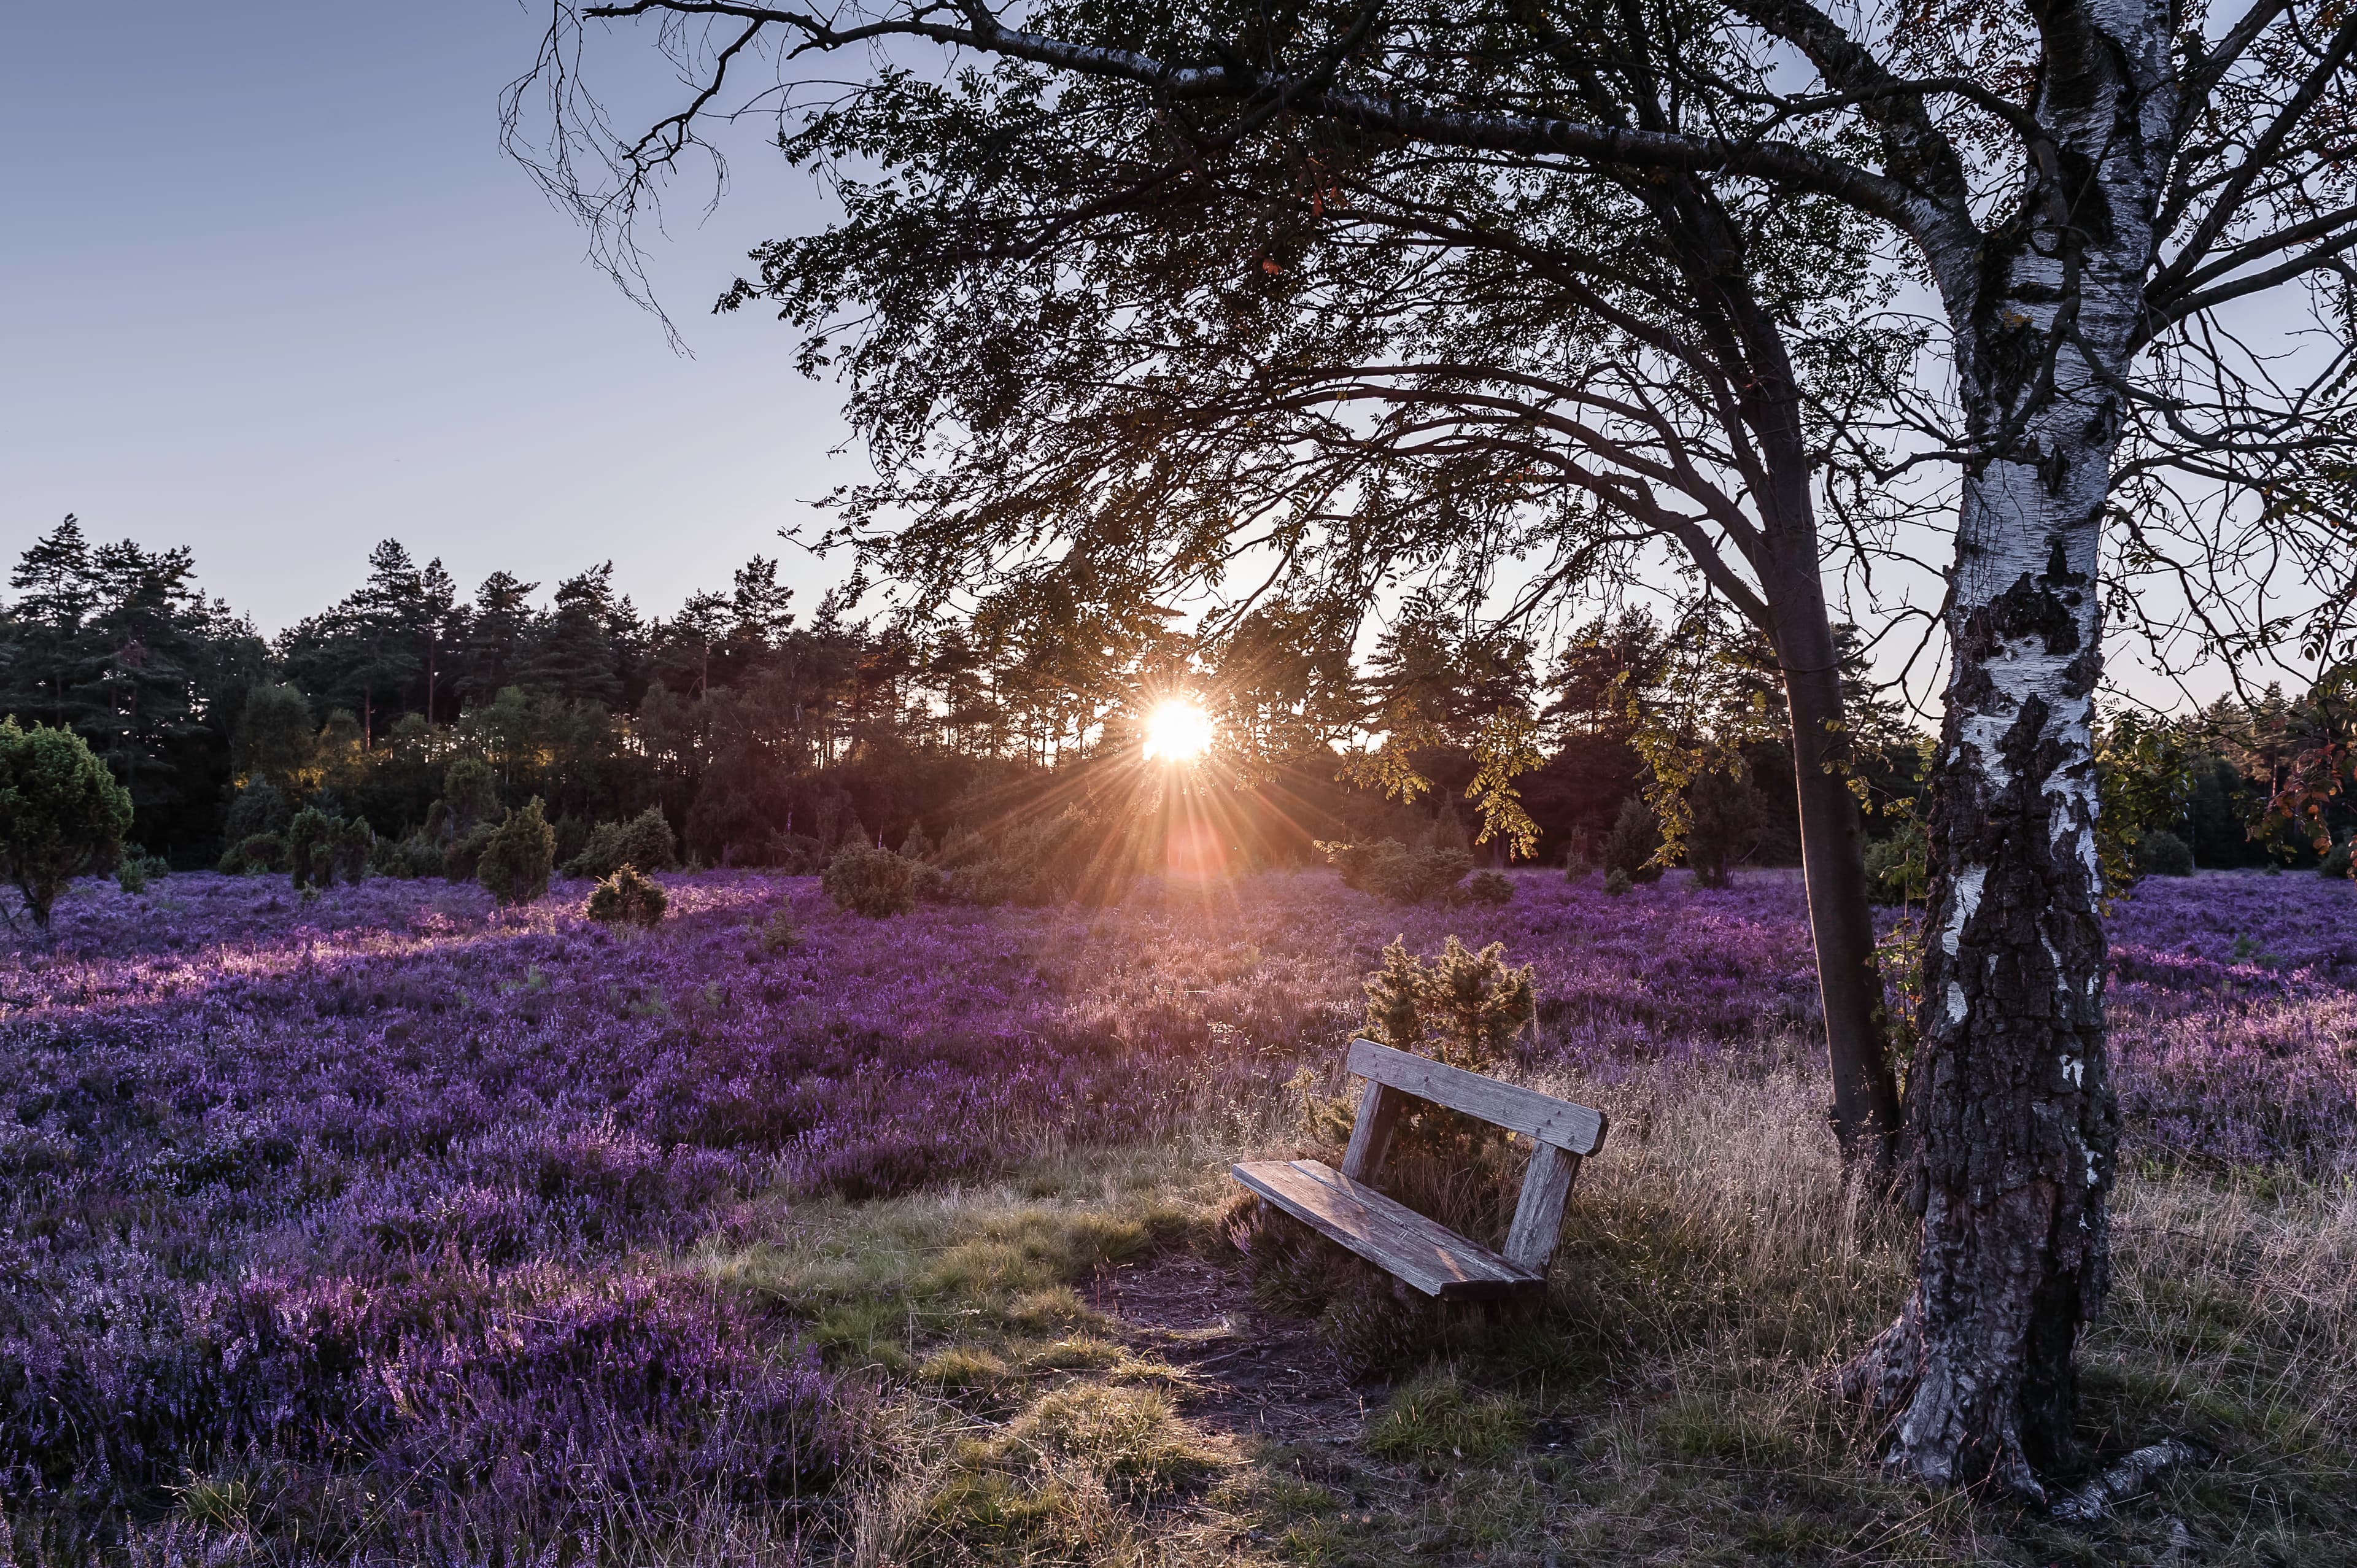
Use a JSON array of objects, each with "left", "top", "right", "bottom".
[{"left": 462, "top": 572, "right": 540, "bottom": 705}]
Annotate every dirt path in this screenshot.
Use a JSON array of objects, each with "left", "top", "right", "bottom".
[{"left": 1089, "top": 1253, "right": 1376, "bottom": 1448}]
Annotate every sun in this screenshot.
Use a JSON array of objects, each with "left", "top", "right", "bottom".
[{"left": 1142, "top": 698, "right": 1215, "bottom": 762}]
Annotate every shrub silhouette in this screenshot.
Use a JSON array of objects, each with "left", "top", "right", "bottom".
[
  {"left": 220, "top": 832, "right": 290, "bottom": 876},
  {"left": 221, "top": 779, "right": 292, "bottom": 846},
  {"left": 1601, "top": 797, "right": 1663, "bottom": 885},
  {"left": 1361, "top": 934, "right": 1535, "bottom": 1071},
  {"left": 587, "top": 865, "right": 667, "bottom": 929},
  {"left": 2135, "top": 829, "right": 2195, "bottom": 878},
  {"left": 287, "top": 808, "right": 371, "bottom": 889},
  {"left": 824, "top": 842, "right": 916, "bottom": 916},
  {"left": 287, "top": 807, "right": 335, "bottom": 890},
  {"left": 331, "top": 817, "right": 373, "bottom": 884},
  {"left": 371, "top": 834, "right": 444, "bottom": 879},
  {"left": 1454, "top": 869, "right": 1513, "bottom": 905},
  {"left": 1325, "top": 839, "right": 1473, "bottom": 905},
  {"left": 0, "top": 719, "right": 134, "bottom": 928},
  {"left": 1686, "top": 769, "right": 1762, "bottom": 888},
  {"left": 443, "top": 822, "right": 498, "bottom": 882},
  {"left": 566, "top": 806, "right": 678, "bottom": 879},
  {"left": 439, "top": 758, "right": 501, "bottom": 836},
  {"left": 940, "top": 809, "right": 1096, "bottom": 906},
  {"left": 477, "top": 798, "right": 555, "bottom": 906}
]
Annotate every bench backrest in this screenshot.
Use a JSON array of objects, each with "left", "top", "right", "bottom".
[{"left": 1345, "top": 1038, "right": 1608, "bottom": 1156}]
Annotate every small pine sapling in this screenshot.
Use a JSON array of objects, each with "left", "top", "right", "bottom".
[
  {"left": 1360, "top": 935, "right": 1535, "bottom": 1070},
  {"left": 756, "top": 906, "right": 804, "bottom": 954}
]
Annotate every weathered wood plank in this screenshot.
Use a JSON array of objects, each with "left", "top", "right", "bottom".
[
  {"left": 1232, "top": 1157, "right": 1542, "bottom": 1300},
  {"left": 1502, "top": 1142, "right": 1581, "bottom": 1272},
  {"left": 1339, "top": 1081, "right": 1403, "bottom": 1181},
  {"left": 1345, "top": 1038, "right": 1608, "bottom": 1155}
]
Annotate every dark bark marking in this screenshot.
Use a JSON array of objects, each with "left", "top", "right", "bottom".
[{"left": 1957, "top": 568, "right": 2083, "bottom": 663}]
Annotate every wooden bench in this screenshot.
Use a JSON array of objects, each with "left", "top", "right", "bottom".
[{"left": 1231, "top": 1038, "right": 1609, "bottom": 1300}]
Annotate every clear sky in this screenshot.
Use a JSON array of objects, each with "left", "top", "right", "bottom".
[{"left": 1, "top": 1, "right": 853, "bottom": 635}]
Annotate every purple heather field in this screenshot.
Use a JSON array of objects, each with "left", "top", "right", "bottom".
[{"left": 1, "top": 867, "right": 2351, "bottom": 1514}]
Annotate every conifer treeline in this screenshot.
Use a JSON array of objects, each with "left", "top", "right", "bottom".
[{"left": 0, "top": 517, "right": 2340, "bottom": 872}]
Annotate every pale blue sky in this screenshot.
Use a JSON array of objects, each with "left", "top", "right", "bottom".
[{"left": 1, "top": 1, "right": 851, "bottom": 633}]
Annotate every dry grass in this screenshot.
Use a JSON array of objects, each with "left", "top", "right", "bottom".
[{"left": 665, "top": 1056, "right": 2357, "bottom": 1565}]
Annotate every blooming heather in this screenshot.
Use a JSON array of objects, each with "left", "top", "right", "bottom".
[{"left": 1, "top": 867, "right": 2349, "bottom": 1515}]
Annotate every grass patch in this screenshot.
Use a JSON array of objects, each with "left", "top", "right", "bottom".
[
  {"left": 670, "top": 1076, "right": 2357, "bottom": 1562},
  {"left": 695, "top": 1149, "right": 1217, "bottom": 1372},
  {"left": 878, "top": 1385, "right": 1236, "bottom": 1566},
  {"left": 1363, "top": 1371, "right": 1528, "bottom": 1467}
]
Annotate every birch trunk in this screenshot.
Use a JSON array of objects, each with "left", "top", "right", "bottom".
[{"left": 1846, "top": 0, "right": 2170, "bottom": 1493}]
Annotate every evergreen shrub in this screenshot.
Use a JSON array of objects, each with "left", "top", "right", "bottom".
[
  {"left": 287, "top": 808, "right": 335, "bottom": 889},
  {"left": 1454, "top": 869, "right": 1514, "bottom": 905},
  {"left": 331, "top": 817, "right": 372, "bottom": 884},
  {"left": 0, "top": 719, "right": 135, "bottom": 930},
  {"left": 1686, "top": 770, "right": 1761, "bottom": 888},
  {"left": 220, "top": 833, "right": 289, "bottom": 876},
  {"left": 1864, "top": 820, "right": 1930, "bottom": 906},
  {"left": 1324, "top": 839, "right": 1474, "bottom": 905},
  {"left": 444, "top": 823, "right": 499, "bottom": 883},
  {"left": 754, "top": 907, "right": 803, "bottom": 954},
  {"left": 476, "top": 798, "right": 555, "bottom": 906},
  {"left": 823, "top": 842, "right": 916, "bottom": 917},
  {"left": 115, "top": 852, "right": 168, "bottom": 894},
  {"left": 940, "top": 810, "right": 1094, "bottom": 906},
  {"left": 2136, "top": 829, "right": 2196, "bottom": 878},
  {"left": 587, "top": 865, "right": 667, "bottom": 929},
  {"left": 1601, "top": 797, "right": 1663, "bottom": 885},
  {"left": 1361, "top": 934, "right": 1536, "bottom": 1070},
  {"left": 440, "top": 759, "right": 500, "bottom": 836},
  {"left": 371, "top": 834, "right": 444, "bottom": 879},
  {"left": 566, "top": 806, "right": 679, "bottom": 879},
  {"left": 222, "top": 780, "right": 292, "bottom": 846}
]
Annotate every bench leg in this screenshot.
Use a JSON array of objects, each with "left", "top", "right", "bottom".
[
  {"left": 1339, "top": 1082, "right": 1403, "bottom": 1181},
  {"left": 1503, "top": 1144, "right": 1581, "bottom": 1274}
]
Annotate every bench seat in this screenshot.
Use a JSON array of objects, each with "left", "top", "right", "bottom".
[
  {"left": 1232, "top": 1156, "right": 1544, "bottom": 1300},
  {"left": 1231, "top": 1038, "right": 1609, "bottom": 1299}
]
